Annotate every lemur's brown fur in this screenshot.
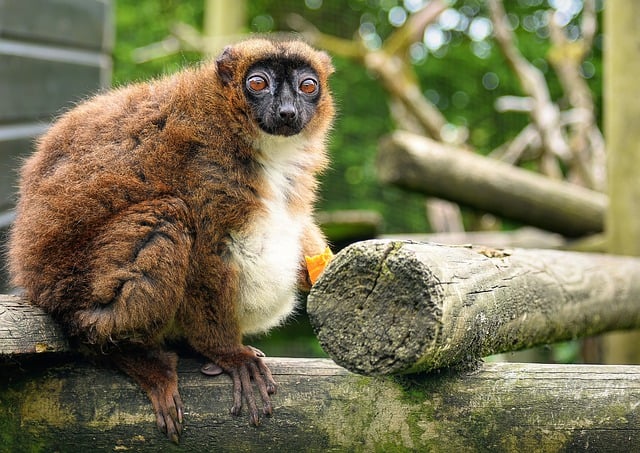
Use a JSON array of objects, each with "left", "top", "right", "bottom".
[{"left": 8, "top": 38, "right": 334, "bottom": 442}]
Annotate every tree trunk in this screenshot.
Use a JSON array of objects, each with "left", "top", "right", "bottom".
[
  {"left": 2, "top": 355, "right": 639, "bottom": 452},
  {"left": 203, "top": 0, "right": 246, "bottom": 55},
  {"left": 602, "top": 0, "right": 640, "bottom": 364},
  {"left": 307, "top": 240, "right": 640, "bottom": 375},
  {"left": 377, "top": 131, "right": 607, "bottom": 237}
]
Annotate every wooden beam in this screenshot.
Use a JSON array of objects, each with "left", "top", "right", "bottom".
[
  {"left": 1, "top": 355, "right": 639, "bottom": 451},
  {"left": 602, "top": 0, "right": 640, "bottom": 364},
  {"left": 307, "top": 240, "right": 640, "bottom": 375},
  {"left": 377, "top": 131, "right": 607, "bottom": 237},
  {"left": 0, "top": 295, "right": 68, "bottom": 354}
]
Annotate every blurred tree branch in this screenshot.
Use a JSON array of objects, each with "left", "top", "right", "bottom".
[
  {"left": 547, "top": 0, "right": 605, "bottom": 191},
  {"left": 488, "top": 0, "right": 604, "bottom": 191},
  {"left": 287, "top": 0, "right": 464, "bottom": 145},
  {"left": 488, "top": 0, "right": 570, "bottom": 180},
  {"left": 288, "top": 0, "right": 466, "bottom": 233}
]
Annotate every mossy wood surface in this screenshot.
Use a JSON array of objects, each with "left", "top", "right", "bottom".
[
  {"left": 308, "top": 240, "right": 640, "bottom": 375},
  {"left": 1, "top": 355, "right": 639, "bottom": 452},
  {"left": 377, "top": 131, "right": 607, "bottom": 237}
]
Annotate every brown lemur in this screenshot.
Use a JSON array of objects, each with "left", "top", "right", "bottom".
[{"left": 8, "top": 37, "right": 334, "bottom": 443}]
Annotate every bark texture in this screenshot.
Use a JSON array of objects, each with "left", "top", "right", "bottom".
[
  {"left": 0, "top": 294, "right": 68, "bottom": 354},
  {"left": 308, "top": 240, "right": 640, "bottom": 375},
  {"left": 1, "top": 355, "right": 639, "bottom": 452}
]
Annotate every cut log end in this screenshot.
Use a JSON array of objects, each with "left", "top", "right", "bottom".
[{"left": 308, "top": 240, "right": 444, "bottom": 375}]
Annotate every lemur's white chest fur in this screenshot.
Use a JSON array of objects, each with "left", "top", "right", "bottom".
[{"left": 229, "top": 133, "right": 315, "bottom": 335}]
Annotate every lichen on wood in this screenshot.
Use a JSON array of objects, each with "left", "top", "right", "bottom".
[{"left": 1, "top": 356, "right": 638, "bottom": 452}]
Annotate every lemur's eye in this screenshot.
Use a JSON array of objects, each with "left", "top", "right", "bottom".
[
  {"left": 299, "top": 78, "right": 318, "bottom": 94},
  {"left": 247, "top": 75, "right": 268, "bottom": 92}
]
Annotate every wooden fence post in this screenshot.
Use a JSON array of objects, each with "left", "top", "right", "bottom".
[{"left": 602, "top": 0, "right": 640, "bottom": 364}]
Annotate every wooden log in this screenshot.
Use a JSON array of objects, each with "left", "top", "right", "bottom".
[
  {"left": 1, "top": 296, "right": 639, "bottom": 449},
  {"left": 602, "top": 1, "right": 640, "bottom": 365},
  {"left": 384, "top": 228, "right": 608, "bottom": 253},
  {"left": 376, "top": 131, "right": 607, "bottom": 237},
  {"left": 0, "top": 294, "right": 69, "bottom": 354},
  {"left": 317, "top": 209, "right": 382, "bottom": 250},
  {"left": 1, "top": 354, "right": 639, "bottom": 451},
  {"left": 307, "top": 240, "right": 640, "bottom": 375}
]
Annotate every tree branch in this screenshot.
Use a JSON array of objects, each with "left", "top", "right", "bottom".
[
  {"left": 383, "top": 0, "right": 448, "bottom": 55},
  {"left": 547, "top": 0, "right": 605, "bottom": 190},
  {"left": 377, "top": 131, "right": 606, "bottom": 237},
  {"left": 488, "top": 0, "right": 571, "bottom": 171}
]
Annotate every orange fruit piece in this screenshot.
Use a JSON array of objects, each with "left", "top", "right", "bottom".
[{"left": 305, "top": 247, "right": 334, "bottom": 285}]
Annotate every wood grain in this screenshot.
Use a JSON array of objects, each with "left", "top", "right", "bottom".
[{"left": 0, "top": 294, "right": 69, "bottom": 354}]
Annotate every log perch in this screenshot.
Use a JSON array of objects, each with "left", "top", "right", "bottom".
[
  {"left": 2, "top": 355, "right": 640, "bottom": 451},
  {"left": 1, "top": 295, "right": 639, "bottom": 450},
  {"left": 377, "top": 131, "right": 607, "bottom": 237},
  {"left": 0, "top": 294, "right": 69, "bottom": 354},
  {"left": 307, "top": 240, "right": 640, "bottom": 375}
]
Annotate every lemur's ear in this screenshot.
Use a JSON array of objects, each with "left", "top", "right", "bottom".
[
  {"left": 216, "top": 46, "right": 237, "bottom": 85},
  {"left": 316, "top": 50, "right": 335, "bottom": 76}
]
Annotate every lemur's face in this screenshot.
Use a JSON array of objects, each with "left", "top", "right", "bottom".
[{"left": 242, "top": 59, "right": 322, "bottom": 137}]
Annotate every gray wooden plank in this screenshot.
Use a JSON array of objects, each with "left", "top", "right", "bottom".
[
  {"left": 0, "top": 0, "right": 113, "bottom": 51},
  {"left": 0, "top": 133, "right": 37, "bottom": 212},
  {"left": 0, "top": 54, "right": 107, "bottom": 122}
]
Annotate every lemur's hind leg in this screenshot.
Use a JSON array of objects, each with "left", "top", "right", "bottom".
[
  {"left": 73, "top": 197, "right": 192, "bottom": 443},
  {"left": 114, "top": 347, "right": 184, "bottom": 443},
  {"left": 75, "top": 197, "right": 192, "bottom": 343}
]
